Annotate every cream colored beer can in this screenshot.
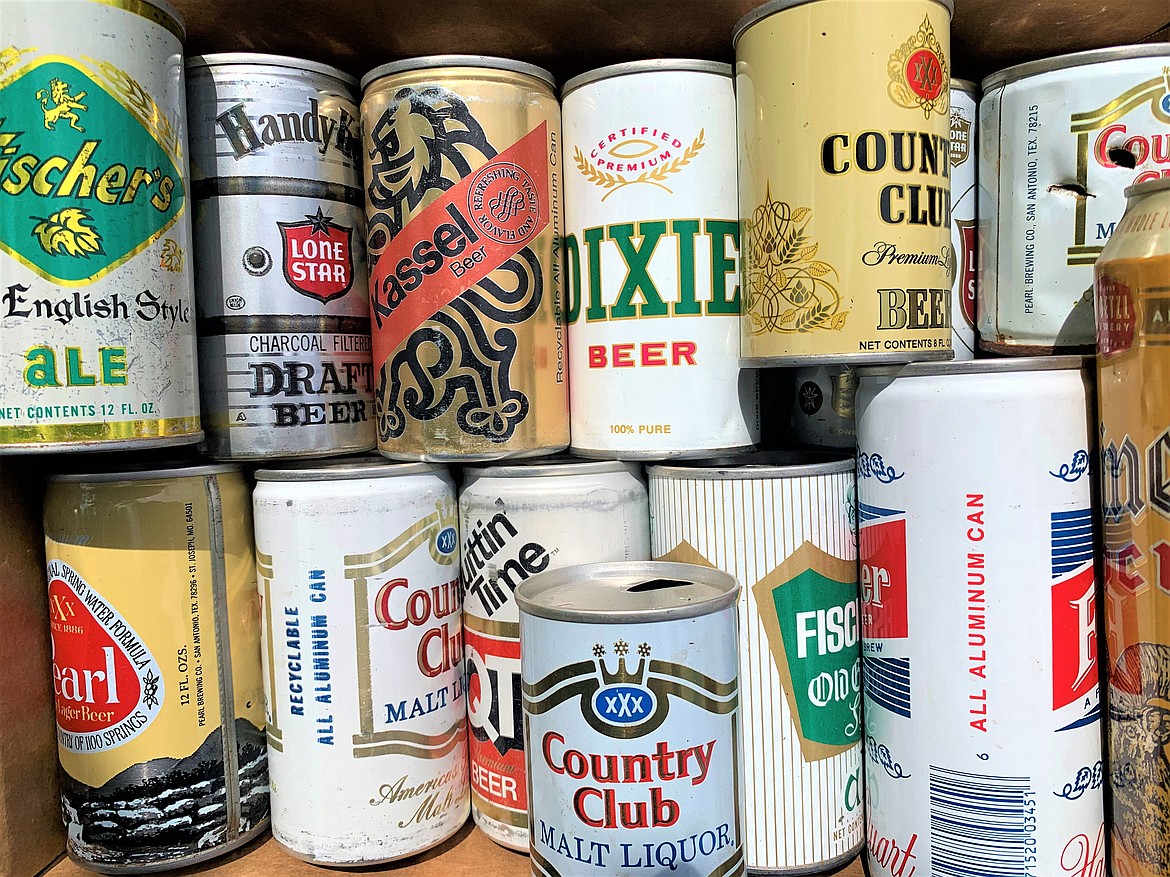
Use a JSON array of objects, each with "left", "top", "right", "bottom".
[{"left": 949, "top": 79, "right": 978, "bottom": 360}]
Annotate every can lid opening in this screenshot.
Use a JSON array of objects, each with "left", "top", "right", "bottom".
[{"left": 627, "top": 579, "right": 689, "bottom": 593}]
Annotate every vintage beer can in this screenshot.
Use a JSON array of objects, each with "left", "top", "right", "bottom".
[
  {"left": 517, "top": 561, "right": 744, "bottom": 877},
  {"left": 561, "top": 60, "right": 759, "bottom": 458},
  {"left": 649, "top": 455, "right": 863, "bottom": 873},
  {"left": 0, "top": 0, "right": 200, "bottom": 452},
  {"left": 460, "top": 458, "right": 651, "bottom": 850},
  {"left": 361, "top": 56, "right": 568, "bottom": 461},
  {"left": 43, "top": 465, "right": 268, "bottom": 872},
  {"left": 949, "top": 79, "right": 978, "bottom": 360},
  {"left": 735, "top": 0, "right": 955, "bottom": 367},
  {"left": 790, "top": 366, "right": 857, "bottom": 449},
  {"left": 253, "top": 458, "right": 468, "bottom": 865},
  {"left": 979, "top": 44, "right": 1170, "bottom": 355},
  {"left": 856, "top": 358, "right": 1105, "bottom": 877},
  {"left": 1095, "top": 177, "right": 1170, "bottom": 877},
  {"left": 186, "top": 54, "right": 374, "bottom": 460}
]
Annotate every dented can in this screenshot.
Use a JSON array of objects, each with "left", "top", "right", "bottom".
[
  {"left": 949, "top": 79, "right": 978, "bottom": 360},
  {"left": 790, "top": 366, "right": 857, "bottom": 449}
]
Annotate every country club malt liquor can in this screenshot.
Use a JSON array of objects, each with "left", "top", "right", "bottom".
[
  {"left": 0, "top": 0, "right": 200, "bottom": 453},
  {"left": 979, "top": 44, "right": 1170, "bottom": 355},
  {"left": 459, "top": 458, "right": 652, "bottom": 850},
  {"left": 649, "top": 455, "right": 862, "bottom": 873},
  {"left": 1095, "top": 177, "right": 1170, "bottom": 877},
  {"left": 517, "top": 561, "right": 744, "bottom": 877},
  {"left": 361, "top": 56, "right": 568, "bottom": 461},
  {"left": 562, "top": 60, "right": 759, "bottom": 458},
  {"left": 735, "top": 0, "right": 955, "bottom": 367},
  {"left": 949, "top": 79, "right": 978, "bottom": 360},
  {"left": 43, "top": 465, "right": 268, "bottom": 872},
  {"left": 253, "top": 458, "right": 468, "bottom": 865},
  {"left": 856, "top": 358, "right": 1105, "bottom": 877},
  {"left": 790, "top": 366, "right": 857, "bottom": 449}
]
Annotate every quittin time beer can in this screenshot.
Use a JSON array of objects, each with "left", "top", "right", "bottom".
[
  {"left": 1095, "top": 177, "right": 1170, "bottom": 877},
  {"left": 735, "top": 0, "right": 954, "bottom": 367},
  {"left": 361, "top": 56, "right": 568, "bottom": 461},
  {"left": 0, "top": 0, "right": 200, "bottom": 452},
  {"left": 253, "top": 458, "right": 468, "bottom": 864},
  {"left": 949, "top": 79, "right": 978, "bottom": 361},
  {"left": 459, "top": 459, "right": 651, "bottom": 850},
  {"left": 562, "top": 60, "right": 759, "bottom": 458},
  {"left": 44, "top": 465, "right": 268, "bottom": 872},
  {"left": 649, "top": 455, "right": 863, "bottom": 873},
  {"left": 856, "top": 359, "right": 1105, "bottom": 877},
  {"left": 517, "top": 561, "right": 744, "bottom": 877},
  {"left": 186, "top": 54, "right": 374, "bottom": 460}
]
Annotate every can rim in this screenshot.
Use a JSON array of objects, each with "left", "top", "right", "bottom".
[
  {"left": 733, "top": 0, "right": 954, "bottom": 48},
  {"left": 649, "top": 451, "right": 854, "bottom": 480},
  {"left": 116, "top": 0, "right": 186, "bottom": 42},
  {"left": 361, "top": 55, "right": 556, "bottom": 92},
  {"left": 982, "top": 43, "right": 1170, "bottom": 92},
  {"left": 1126, "top": 177, "right": 1170, "bottom": 199},
  {"left": 254, "top": 457, "right": 444, "bottom": 482},
  {"left": 951, "top": 77, "right": 979, "bottom": 95},
  {"left": 859, "top": 355, "right": 1089, "bottom": 379},
  {"left": 49, "top": 462, "right": 241, "bottom": 483},
  {"left": 463, "top": 458, "right": 635, "bottom": 479},
  {"left": 186, "top": 53, "right": 359, "bottom": 87},
  {"left": 562, "top": 59, "right": 732, "bottom": 98}
]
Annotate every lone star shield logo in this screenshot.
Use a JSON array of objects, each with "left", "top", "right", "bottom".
[{"left": 278, "top": 207, "right": 354, "bottom": 303}]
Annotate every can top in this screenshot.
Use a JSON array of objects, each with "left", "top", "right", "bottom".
[
  {"left": 361, "top": 55, "right": 556, "bottom": 92},
  {"left": 649, "top": 450, "right": 853, "bottom": 481},
  {"left": 464, "top": 457, "right": 635, "bottom": 480},
  {"left": 186, "top": 53, "right": 359, "bottom": 87},
  {"left": 49, "top": 462, "right": 241, "bottom": 483},
  {"left": 562, "top": 59, "right": 732, "bottom": 98},
  {"left": 859, "top": 355, "right": 1088, "bottom": 380},
  {"left": 733, "top": 0, "right": 954, "bottom": 47},
  {"left": 982, "top": 43, "right": 1170, "bottom": 92},
  {"left": 951, "top": 77, "right": 979, "bottom": 95},
  {"left": 1126, "top": 177, "right": 1170, "bottom": 200},
  {"left": 254, "top": 456, "right": 444, "bottom": 482},
  {"left": 128, "top": 0, "right": 186, "bottom": 41}
]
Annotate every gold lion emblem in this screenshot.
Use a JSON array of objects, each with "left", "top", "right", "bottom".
[{"left": 37, "top": 78, "right": 88, "bottom": 132}]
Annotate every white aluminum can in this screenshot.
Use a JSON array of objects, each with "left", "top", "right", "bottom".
[
  {"left": 949, "top": 80, "right": 978, "bottom": 361},
  {"left": 517, "top": 561, "right": 744, "bottom": 877},
  {"left": 562, "top": 60, "right": 760, "bottom": 459},
  {"left": 978, "top": 44, "right": 1170, "bottom": 355},
  {"left": 459, "top": 458, "right": 651, "bottom": 851},
  {"left": 649, "top": 455, "right": 863, "bottom": 873},
  {"left": 253, "top": 458, "right": 469, "bottom": 865},
  {"left": 790, "top": 367, "right": 857, "bottom": 450},
  {"left": 856, "top": 358, "right": 1105, "bottom": 877}
]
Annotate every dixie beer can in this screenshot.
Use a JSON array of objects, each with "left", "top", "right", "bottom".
[{"left": 950, "top": 79, "right": 978, "bottom": 361}]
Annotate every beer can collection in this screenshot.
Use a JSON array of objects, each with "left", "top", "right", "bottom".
[
  {"left": 44, "top": 464, "right": 269, "bottom": 871},
  {"left": 789, "top": 367, "right": 857, "bottom": 449},
  {"left": 561, "top": 60, "right": 759, "bottom": 459},
  {"left": 648, "top": 455, "right": 863, "bottom": 873},
  {"left": 459, "top": 458, "right": 651, "bottom": 850},
  {"left": 856, "top": 358, "right": 1105, "bottom": 877},
  {"left": 0, "top": 0, "right": 200, "bottom": 452},
  {"left": 252, "top": 458, "right": 469, "bottom": 865},
  {"left": 516, "top": 561, "right": 744, "bottom": 877},
  {"left": 949, "top": 79, "right": 978, "bottom": 361}
]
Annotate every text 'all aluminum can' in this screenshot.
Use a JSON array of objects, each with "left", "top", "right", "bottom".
[
  {"left": 949, "top": 79, "right": 978, "bottom": 360},
  {"left": 856, "top": 359, "right": 1105, "bottom": 877}
]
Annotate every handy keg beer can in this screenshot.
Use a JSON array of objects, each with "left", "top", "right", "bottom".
[{"left": 949, "top": 79, "right": 978, "bottom": 361}]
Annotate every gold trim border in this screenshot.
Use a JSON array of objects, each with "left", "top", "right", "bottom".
[
  {"left": 0, "top": 415, "right": 200, "bottom": 444},
  {"left": 87, "top": 0, "right": 186, "bottom": 42}
]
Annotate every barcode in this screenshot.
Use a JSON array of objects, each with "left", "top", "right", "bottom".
[{"left": 929, "top": 766, "right": 1032, "bottom": 876}]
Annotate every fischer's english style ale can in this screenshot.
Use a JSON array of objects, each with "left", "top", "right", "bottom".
[{"left": 949, "top": 79, "right": 978, "bottom": 361}]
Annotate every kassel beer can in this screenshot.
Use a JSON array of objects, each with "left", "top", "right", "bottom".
[
  {"left": 790, "top": 366, "right": 857, "bottom": 449},
  {"left": 979, "top": 44, "right": 1170, "bottom": 355},
  {"left": 562, "top": 60, "right": 759, "bottom": 458},
  {"left": 649, "top": 455, "right": 863, "bottom": 873},
  {"left": 736, "top": 0, "right": 955, "bottom": 366},
  {"left": 856, "top": 358, "right": 1105, "bottom": 877},
  {"left": 44, "top": 465, "right": 268, "bottom": 872},
  {"left": 517, "top": 561, "right": 744, "bottom": 877},
  {"left": 361, "top": 56, "right": 568, "bottom": 461},
  {"left": 253, "top": 458, "right": 468, "bottom": 865},
  {"left": 459, "top": 458, "right": 651, "bottom": 850},
  {"left": 0, "top": 0, "right": 200, "bottom": 452},
  {"left": 950, "top": 79, "right": 978, "bottom": 361}
]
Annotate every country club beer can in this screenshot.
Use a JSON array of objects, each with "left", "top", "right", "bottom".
[
  {"left": 0, "top": 0, "right": 200, "bottom": 452},
  {"left": 253, "top": 458, "right": 468, "bottom": 864},
  {"left": 979, "top": 44, "right": 1170, "bottom": 355},
  {"left": 649, "top": 455, "right": 863, "bottom": 872},
  {"left": 735, "top": 0, "right": 955, "bottom": 367},
  {"left": 790, "top": 366, "right": 857, "bottom": 449},
  {"left": 186, "top": 54, "right": 373, "bottom": 460},
  {"left": 562, "top": 60, "right": 759, "bottom": 458},
  {"left": 517, "top": 561, "right": 744, "bottom": 877},
  {"left": 460, "top": 458, "right": 651, "bottom": 849},
  {"left": 950, "top": 79, "right": 978, "bottom": 360},
  {"left": 1095, "top": 177, "right": 1170, "bottom": 877},
  {"left": 361, "top": 56, "right": 568, "bottom": 461},
  {"left": 856, "top": 358, "right": 1105, "bottom": 877},
  {"left": 44, "top": 465, "right": 268, "bottom": 872}
]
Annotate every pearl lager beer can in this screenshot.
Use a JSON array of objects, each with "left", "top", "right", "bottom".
[
  {"left": 44, "top": 465, "right": 268, "bottom": 872},
  {"left": 361, "top": 56, "right": 568, "bottom": 461},
  {"left": 0, "top": 0, "right": 200, "bottom": 452},
  {"left": 562, "top": 60, "right": 759, "bottom": 458},
  {"left": 253, "top": 458, "right": 469, "bottom": 865},
  {"left": 949, "top": 79, "right": 978, "bottom": 361},
  {"left": 790, "top": 366, "right": 857, "bottom": 449},
  {"left": 735, "top": 0, "right": 955, "bottom": 367},
  {"left": 856, "top": 358, "right": 1105, "bottom": 877}
]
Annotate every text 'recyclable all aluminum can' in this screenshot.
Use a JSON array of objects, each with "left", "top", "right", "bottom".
[
  {"left": 252, "top": 458, "right": 468, "bottom": 865},
  {"left": 735, "top": 0, "right": 955, "bottom": 367},
  {"left": 561, "top": 60, "right": 760, "bottom": 459},
  {"left": 361, "top": 56, "right": 568, "bottom": 461},
  {"left": 648, "top": 455, "right": 863, "bottom": 873},
  {"left": 44, "top": 465, "right": 268, "bottom": 872},
  {"left": 0, "top": 0, "right": 200, "bottom": 453},
  {"left": 856, "top": 358, "right": 1106, "bottom": 877},
  {"left": 978, "top": 44, "right": 1170, "bottom": 355},
  {"left": 790, "top": 366, "right": 857, "bottom": 450},
  {"left": 185, "top": 54, "right": 374, "bottom": 460},
  {"left": 517, "top": 562, "right": 744, "bottom": 877},
  {"left": 949, "top": 79, "right": 978, "bottom": 361},
  {"left": 459, "top": 458, "right": 651, "bottom": 851}
]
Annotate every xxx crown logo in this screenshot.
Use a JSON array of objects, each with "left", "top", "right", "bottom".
[{"left": 887, "top": 16, "right": 950, "bottom": 118}]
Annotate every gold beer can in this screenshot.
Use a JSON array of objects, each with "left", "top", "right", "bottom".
[
  {"left": 361, "top": 56, "right": 568, "bottom": 461},
  {"left": 735, "top": 0, "right": 955, "bottom": 366}
]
